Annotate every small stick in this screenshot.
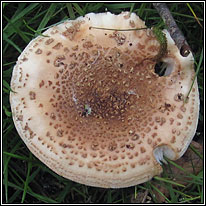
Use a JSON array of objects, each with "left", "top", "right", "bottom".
[{"left": 153, "top": 3, "right": 191, "bottom": 57}]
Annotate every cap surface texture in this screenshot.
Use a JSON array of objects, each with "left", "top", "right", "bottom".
[{"left": 10, "top": 12, "right": 199, "bottom": 188}]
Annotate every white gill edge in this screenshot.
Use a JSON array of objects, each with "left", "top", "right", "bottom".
[{"left": 153, "top": 145, "right": 176, "bottom": 165}]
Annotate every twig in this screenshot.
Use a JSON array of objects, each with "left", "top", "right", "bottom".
[
  {"left": 141, "top": 189, "right": 149, "bottom": 203},
  {"left": 153, "top": 3, "right": 191, "bottom": 57}
]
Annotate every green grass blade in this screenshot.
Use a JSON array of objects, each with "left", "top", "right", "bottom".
[
  {"left": 8, "top": 165, "right": 26, "bottom": 186},
  {"left": 150, "top": 183, "right": 171, "bottom": 203},
  {"left": 6, "top": 3, "right": 39, "bottom": 26},
  {"left": 66, "top": 3, "right": 75, "bottom": 20},
  {"left": 23, "top": 19, "right": 49, "bottom": 37},
  {"left": 3, "top": 3, "right": 26, "bottom": 33},
  {"left": 134, "top": 185, "right": 137, "bottom": 199},
  {"left": 86, "top": 3, "right": 104, "bottom": 13},
  {"left": 72, "top": 186, "right": 87, "bottom": 199},
  {"left": 3, "top": 123, "right": 14, "bottom": 139},
  {"left": 154, "top": 176, "right": 185, "bottom": 188},
  {"left": 187, "top": 3, "right": 202, "bottom": 27},
  {"left": 138, "top": 3, "right": 146, "bottom": 18},
  {"left": 72, "top": 3, "right": 85, "bottom": 16},
  {"left": 3, "top": 105, "right": 12, "bottom": 117},
  {"left": 3, "top": 79, "right": 13, "bottom": 92},
  {"left": 7, "top": 181, "right": 58, "bottom": 203},
  {"left": 167, "top": 183, "right": 178, "bottom": 202},
  {"left": 3, "top": 141, "right": 23, "bottom": 174},
  {"left": 130, "top": 3, "right": 135, "bottom": 14},
  {"left": 56, "top": 182, "right": 72, "bottom": 202},
  {"left": 3, "top": 156, "right": 9, "bottom": 203},
  {"left": 51, "top": 5, "right": 67, "bottom": 19},
  {"left": 3, "top": 33, "right": 22, "bottom": 53},
  {"left": 3, "top": 2, "right": 8, "bottom": 9},
  {"left": 166, "top": 158, "right": 202, "bottom": 183},
  {"left": 189, "top": 143, "right": 203, "bottom": 159},
  {"left": 179, "top": 195, "right": 201, "bottom": 203},
  {"left": 22, "top": 19, "right": 37, "bottom": 33},
  {"left": 171, "top": 11, "right": 203, "bottom": 21},
  {"left": 185, "top": 48, "right": 203, "bottom": 102},
  {"left": 3, "top": 61, "right": 16, "bottom": 67},
  {"left": 28, "top": 167, "right": 41, "bottom": 184},
  {"left": 105, "top": 3, "right": 133, "bottom": 9},
  {"left": 8, "top": 190, "right": 22, "bottom": 203},
  {"left": 21, "top": 153, "right": 33, "bottom": 203},
  {"left": 106, "top": 189, "right": 112, "bottom": 203},
  {"left": 173, "top": 188, "right": 192, "bottom": 198},
  {"left": 3, "top": 151, "right": 35, "bottom": 163},
  {"left": 3, "top": 14, "right": 30, "bottom": 43},
  {"left": 37, "top": 3, "right": 57, "bottom": 32}
]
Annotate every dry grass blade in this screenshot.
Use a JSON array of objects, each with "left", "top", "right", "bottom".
[{"left": 186, "top": 3, "right": 203, "bottom": 28}]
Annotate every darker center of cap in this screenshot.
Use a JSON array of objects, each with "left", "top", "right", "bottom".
[
  {"left": 77, "top": 89, "right": 133, "bottom": 120},
  {"left": 64, "top": 48, "right": 161, "bottom": 124}
]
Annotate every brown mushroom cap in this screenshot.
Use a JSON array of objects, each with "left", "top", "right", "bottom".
[{"left": 10, "top": 12, "right": 199, "bottom": 188}]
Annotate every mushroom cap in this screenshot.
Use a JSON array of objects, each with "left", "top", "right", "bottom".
[{"left": 10, "top": 12, "right": 199, "bottom": 188}]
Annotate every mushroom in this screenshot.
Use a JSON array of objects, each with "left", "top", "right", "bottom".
[{"left": 10, "top": 12, "right": 199, "bottom": 188}]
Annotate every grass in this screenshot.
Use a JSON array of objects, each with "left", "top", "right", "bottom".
[{"left": 2, "top": 2, "right": 204, "bottom": 204}]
